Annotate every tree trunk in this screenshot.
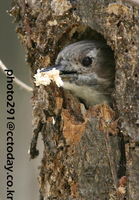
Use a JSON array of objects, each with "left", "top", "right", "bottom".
[{"left": 10, "top": 0, "right": 139, "bottom": 199}]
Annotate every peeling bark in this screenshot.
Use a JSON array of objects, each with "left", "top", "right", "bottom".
[{"left": 10, "top": 0, "right": 139, "bottom": 199}]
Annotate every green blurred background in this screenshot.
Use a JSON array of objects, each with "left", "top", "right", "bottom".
[{"left": 0, "top": 1, "right": 43, "bottom": 200}]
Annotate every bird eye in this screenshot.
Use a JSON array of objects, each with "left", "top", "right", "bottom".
[{"left": 81, "top": 57, "right": 92, "bottom": 67}]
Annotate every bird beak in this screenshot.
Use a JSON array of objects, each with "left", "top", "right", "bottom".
[
  {"left": 41, "top": 64, "right": 64, "bottom": 73},
  {"left": 41, "top": 64, "right": 77, "bottom": 75}
]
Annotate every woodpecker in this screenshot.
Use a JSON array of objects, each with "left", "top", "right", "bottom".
[{"left": 41, "top": 40, "right": 115, "bottom": 109}]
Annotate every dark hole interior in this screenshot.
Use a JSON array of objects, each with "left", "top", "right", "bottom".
[{"left": 55, "top": 25, "right": 107, "bottom": 55}]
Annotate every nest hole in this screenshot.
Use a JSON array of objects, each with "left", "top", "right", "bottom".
[{"left": 55, "top": 25, "right": 107, "bottom": 55}]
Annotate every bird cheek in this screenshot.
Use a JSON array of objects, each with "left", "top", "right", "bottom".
[
  {"left": 80, "top": 64, "right": 94, "bottom": 73},
  {"left": 76, "top": 74, "right": 98, "bottom": 86},
  {"left": 75, "top": 74, "right": 86, "bottom": 85}
]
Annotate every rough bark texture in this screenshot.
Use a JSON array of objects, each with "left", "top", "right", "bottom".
[{"left": 10, "top": 0, "right": 139, "bottom": 199}]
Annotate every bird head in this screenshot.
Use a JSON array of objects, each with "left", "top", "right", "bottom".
[{"left": 41, "top": 40, "right": 115, "bottom": 109}]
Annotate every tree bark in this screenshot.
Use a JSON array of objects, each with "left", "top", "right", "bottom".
[{"left": 10, "top": 0, "right": 139, "bottom": 199}]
